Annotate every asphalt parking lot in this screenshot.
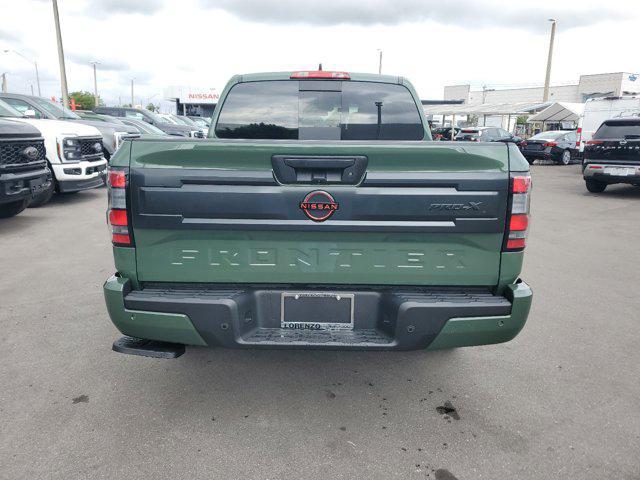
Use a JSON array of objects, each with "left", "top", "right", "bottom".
[{"left": 1, "top": 165, "right": 639, "bottom": 480}]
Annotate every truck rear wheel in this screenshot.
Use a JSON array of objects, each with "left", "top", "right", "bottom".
[
  {"left": 0, "top": 199, "right": 29, "bottom": 218},
  {"left": 585, "top": 179, "right": 607, "bottom": 193},
  {"left": 28, "top": 180, "right": 55, "bottom": 207}
]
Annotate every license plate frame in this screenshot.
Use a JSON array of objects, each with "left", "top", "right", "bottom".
[
  {"left": 29, "top": 177, "right": 46, "bottom": 196},
  {"left": 603, "top": 167, "right": 636, "bottom": 176},
  {"left": 280, "top": 292, "right": 355, "bottom": 331}
]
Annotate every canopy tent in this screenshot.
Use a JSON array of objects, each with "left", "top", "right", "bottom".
[
  {"left": 422, "top": 101, "right": 551, "bottom": 117},
  {"left": 527, "top": 102, "right": 584, "bottom": 123}
]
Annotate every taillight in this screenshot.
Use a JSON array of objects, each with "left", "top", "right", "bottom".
[
  {"left": 576, "top": 127, "right": 582, "bottom": 148},
  {"left": 543, "top": 142, "right": 557, "bottom": 147},
  {"left": 107, "top": 167, "right": 132, "bottom": 246},
  {"left": 290, "top": 71, "right": 350, "bottom": 79},
  {"left": 586, "top": 140, "right": 604, "bottom": 145},
  {"left": 504, "top": 173, "right": 531, "bottom": 251}
]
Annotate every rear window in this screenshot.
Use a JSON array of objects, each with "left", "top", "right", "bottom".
[
  {"left": 593, "top": 121, "right": 640, "bottom": 139},
  {"left": 529, "top": 131, "right": 566, "bottom": 140},
  {"left": 214, "top": 80, "right": 424, "bottom": 140}
]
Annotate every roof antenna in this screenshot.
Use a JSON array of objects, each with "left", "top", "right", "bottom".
[{"left": 318, "top": 63, "right": 323, "bottom": 71}]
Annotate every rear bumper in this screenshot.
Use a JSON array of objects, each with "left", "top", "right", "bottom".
[
  {"left": 583, "top": 163, "right": 640, "bottom": 185},
  {"left": 522, "top": 151, "right": 552, "bottom": 160},
  {"left": 103, "top": 276, "right": 532, "bottom": 351}
]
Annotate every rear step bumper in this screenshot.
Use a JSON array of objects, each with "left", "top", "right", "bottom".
[{"left": 104, "top": 276, "right": 532, "bottom": 352}]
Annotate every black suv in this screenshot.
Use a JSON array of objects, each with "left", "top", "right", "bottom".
[
  {"left": 583, "top": 118, "right": 640, "bottom": 193},
  {"left": 0, "top": 119, "right": 51, "bottom": 218},
  {"left": 94, "top": 107, "right": 203, "bottom": 137}
]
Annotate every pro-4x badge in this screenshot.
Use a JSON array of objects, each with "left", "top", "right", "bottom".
[
  {"left": 300, "top": 190, "right": 339, "bottom": 222},
  {"left": 429, "top": 201, "right": 483, "bottom": 211}
]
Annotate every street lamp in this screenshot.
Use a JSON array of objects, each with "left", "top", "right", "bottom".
[
  {"left": 2, "top": 49, "right": 41, "bottom": 96},
  {"left": 89, "top": 61, "right": 99, "bottom": 107},
  {"left": 543, "top": 19, "right": 557, "bottom": 102}
]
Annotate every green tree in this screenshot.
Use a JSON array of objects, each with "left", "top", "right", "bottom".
[
  {"left": 146, "top": 103, "right": 158, "bottom": 112},
  {"left": 69, "top": 91, "right": 96, "bottom": 110}
]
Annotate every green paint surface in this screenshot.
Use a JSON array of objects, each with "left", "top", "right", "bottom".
[
  {"left": 103, "top": 275, "right": 206, "bottom": 346},
  {"left": 427, "top": 281, "right": 532, "bottom": 350},
  {"left": 135, "top": 229, "right": 504, "bottom": 285}
]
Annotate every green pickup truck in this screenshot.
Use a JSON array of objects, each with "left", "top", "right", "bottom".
[{"left": 103, "top": 70, "right": 532, "bottom": 358}]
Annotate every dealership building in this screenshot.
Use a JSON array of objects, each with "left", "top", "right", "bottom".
[
  {"left": 443, "top": 72, "right": 639, "bottom": 105},
  {"left": 163, "top": 86, "right": 219, "bottom": 117},
  {"left": 422, "top": 72, "right": 640, "bottom": 132}
]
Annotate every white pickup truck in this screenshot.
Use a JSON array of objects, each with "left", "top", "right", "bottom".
[{"left": 0, "top": 99, "right": 107, "bottom": 206}]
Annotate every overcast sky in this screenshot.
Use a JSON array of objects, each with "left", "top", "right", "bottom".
[{"left": 1, "top": 0, "right": 638, "bottom": 111}]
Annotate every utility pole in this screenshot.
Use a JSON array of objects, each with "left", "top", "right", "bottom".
[
  {"left": 130, "top": 79, "right": 134, "bottom": 107},
  {"left": 543, "top": 19, "right": 556, "bottom": 102},
  {"left": 34, "top": 62, "right": 41, "bottom": 96},
  {"left": 52, "top": 0, "right": 69, "bottom": 108},
  {"left": 377, "top": 49, "right": 383, "bottom": 74},
  {"left": 89, "top": 61, "right": 99, "bottom": 107}
]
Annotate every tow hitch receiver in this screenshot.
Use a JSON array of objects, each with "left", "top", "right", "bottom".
[{"left": 112, "top": 336, "right": 186, "bottom": 359}]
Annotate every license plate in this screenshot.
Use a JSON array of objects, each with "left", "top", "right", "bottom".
[
  {"left": 604, "top": 167, "right": 636, "bottom": 176},
  {"left": 281, "top": 292, "right": 354, "bottom": 331},
  {"left": 29, "top": 178, "right": 46, "bottom": 196}
]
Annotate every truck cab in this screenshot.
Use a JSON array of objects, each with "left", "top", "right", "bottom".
[
  {"left": 104, "top": 71, "right": 532, "bottom": 358},
  {"left": 0, "top": 99, "right": 107, "bottom": 206}
]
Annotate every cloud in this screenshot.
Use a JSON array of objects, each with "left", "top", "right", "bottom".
[
  {"left": 67, "top": 52, "right": 129, "bottom": 72},
  {"left": 0, "top": 29, "right": 20, "bottom": 42},
  {"left": 84, "top": 0, "right": 165, "bottom": 16},
  {"left": 203, "top": 0, "right": 627, "bottom": 31}
]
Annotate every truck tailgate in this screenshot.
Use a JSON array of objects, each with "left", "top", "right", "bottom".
[{"left": 129, "top": 140, "right": 509, "bottom": 286}]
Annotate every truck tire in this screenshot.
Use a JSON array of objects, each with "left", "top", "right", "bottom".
[
  {"left": 585, "top": 179, "right": 607, "bottom": 193},
  {"left": 0, "top": 199, "right": 29, "bottom": 218},
  {"left": 28, "top": 180, "right": 55, "bottom": 207}
]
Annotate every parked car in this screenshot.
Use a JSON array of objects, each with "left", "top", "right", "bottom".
[
  {"left": 75, "top": 110, "right": 126, "bottom": 124},
  {"left": 94, "top": 107, "right": 202, "bottom": 138},
  {"left": 187, "top": 116, "right": 211, "bottom": 131},
  {"left": 582, "top": 117, "right": 640, "bottom": 193},
  {"left": 156, "top": 114, "right": 206, "bottom": 136},
  {"left": 0, "top": 94, "right": 139, "bottom": 160},
  {"left": 519, "top": 130, "right": 578, "bottom": 165},
  {"left": 176, "top": 115, "right": 208, "bottom": 135},
  {"left": 104, "top": 70, "right": 532, "bottom": 358},
  {"left": 455, "top": 127, "right": 521, "bottom": 143},
  {"left": 431, "top": 126, "right": 460, "bottom": 141},
  {"left": 0, "top": 117, "right": 51, "bottom": 217},
  {"left": 0, "top": 98, "right": 106, "bottom": 206},
  {"left": 577, "top": 96, "right": 640, "bottom": 154},
  {"left": 117, "top": 118, "right": 169, "bottom": 137}
]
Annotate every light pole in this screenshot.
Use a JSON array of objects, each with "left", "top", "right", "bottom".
[
  {"left": 52, "top": 0, "right": 69, "bottom": 108},
  {"left": 1, "top": 73, "right": 7, "bottom": 93},
  {"left": 377, "top": 49, "right": 383, "bottom": 74},
  {"left": 89, "top": 61, "right": 99, "bottom": 107},
  {"left": 130, "top": 78, "right": 135, "bottom": 107},
  {"left": 3, "top": 50, "right": 41, "bottom": 96},
  {"left": 543, "top": 19, "right": 556, "bottom": 102}
]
